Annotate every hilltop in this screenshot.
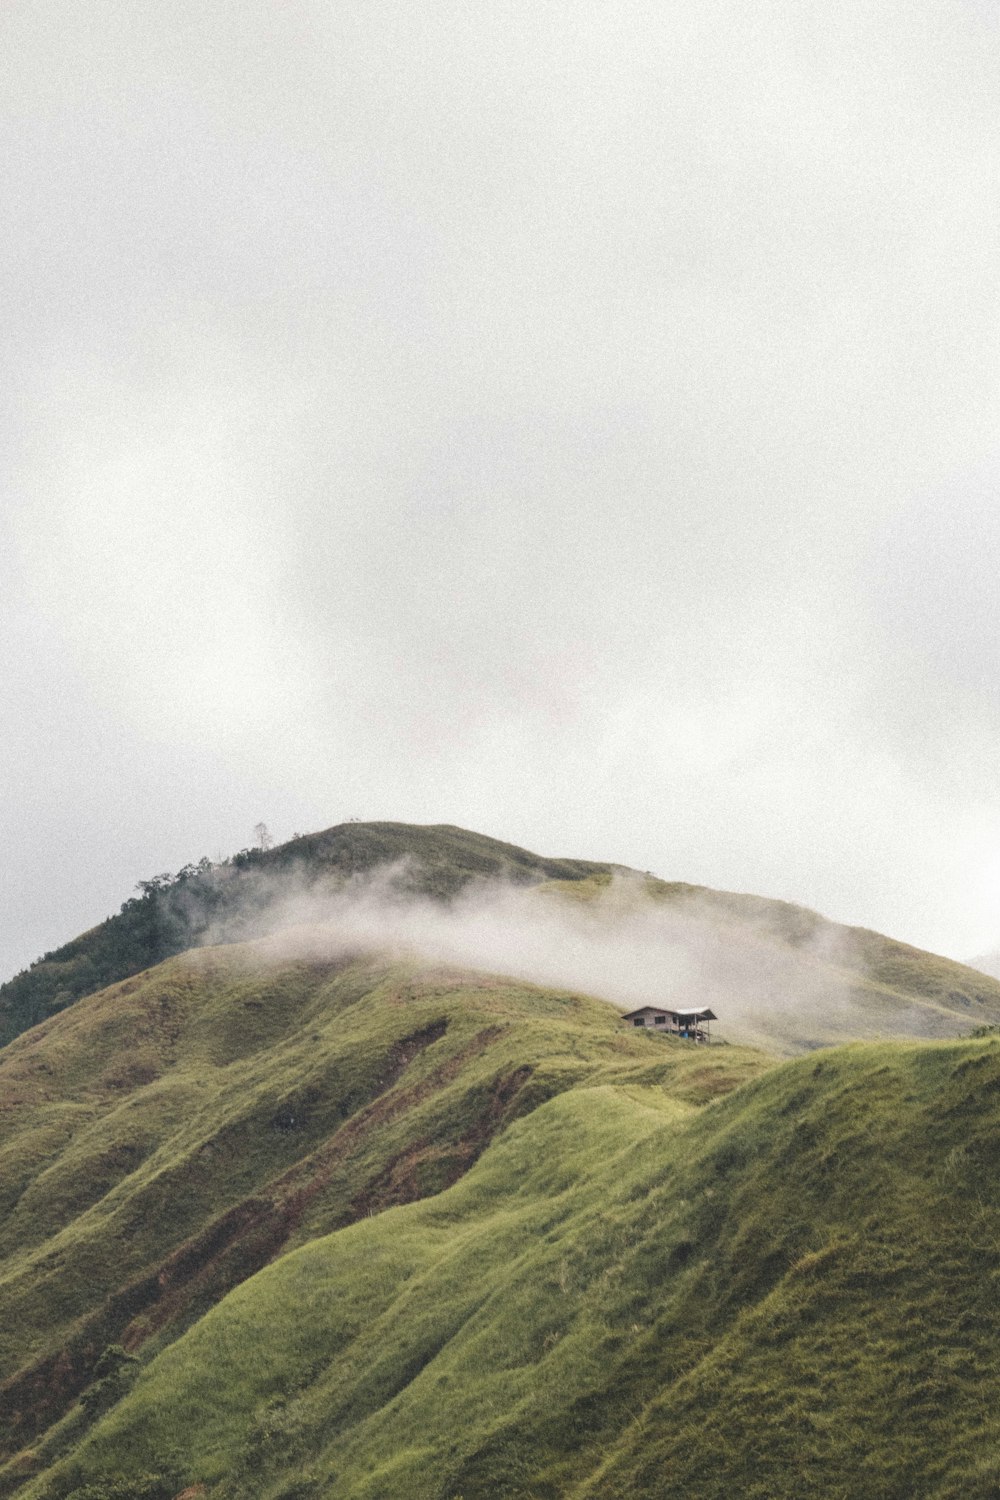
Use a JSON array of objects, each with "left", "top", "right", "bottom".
[
  {"left": 4, "top": 822, "right": 1000, "bottom": 1056},
  {"left": 0, "top": 824, "right": 611, "bottom": 1046}
]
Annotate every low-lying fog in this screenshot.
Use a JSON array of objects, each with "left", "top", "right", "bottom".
[{"left": 220, "top": 864, "right": 893, "bottom": 1053}]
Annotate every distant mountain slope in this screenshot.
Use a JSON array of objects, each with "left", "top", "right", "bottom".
[
  {"left": 0, "top": 945, "right": 765, "bottom": 1483},
  {"left": 967, "top": 949, "right": 1000, "bottom": 982},
  {"left": 16, "top": 1013, "right": 1000, "bottom": 1499}
]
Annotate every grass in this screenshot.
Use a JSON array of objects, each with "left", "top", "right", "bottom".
[
  {"left": 18, "top": 1030, "right": 1000, "bottom": 1500},
  {"left": 0, "top": 823, "right": 612, "bottom": 1045},
  {"left": 6, "top": 820, "right": 1000, "bottom": 1055},
  {"left": 0, "top": 942, "right": 764, "bottom": 1487},
  {"left": 5, "top": 833, "right": 1000, "bottom": 1496}
]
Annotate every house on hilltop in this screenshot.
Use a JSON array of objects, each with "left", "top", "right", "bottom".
[{"left": 622, "top": 1005, "right": 716, "bottom": 1043}]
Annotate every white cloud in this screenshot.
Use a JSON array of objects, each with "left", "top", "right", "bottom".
[{"left": 3, "top": 0, "right": 1000, "bottom": 976}]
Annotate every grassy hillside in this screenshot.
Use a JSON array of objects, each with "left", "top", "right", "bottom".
[
  {"left": 0, "top": 824, "right": 612, "bottom": 1045},
  {"left": 16, "top": 1024, "right": 1000, "bottom": 1500},
  {"left": 0, "top": 944, "right": 766, "bottom": 1490},
  {"left": 5, "top": 826, "right": 1000, "bottom": 1497},
  {"left": 537, "top": 872, "right": 1000, "bottom": 1053},
  {"left": 6, "top": 822, "right": 1000, "bottom": 1058}
]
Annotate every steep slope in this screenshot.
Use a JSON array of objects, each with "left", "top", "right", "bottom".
[
  {"left": 20, "top": 1031, "right": 1000, "bottom": 1500},
  {"left": 0, "top": 943, "right": 765, "bottom": 1486}
]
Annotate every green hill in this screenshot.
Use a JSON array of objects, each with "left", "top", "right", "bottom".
[
  {"left": 0, "top": 824, "right": 611, "bottom": 1046},
  {"left": 4, "top": 822, "right": 1000, "bottom": 1056},
  {"left": 0, "top": 944, "right": 766, "bottom": 1492},
  {"left": 5, "top": 823, "right": 1000, "bottom": 1497},
  {"left": 5, "top": 954, "right": 1000, "bottom": 1499}
]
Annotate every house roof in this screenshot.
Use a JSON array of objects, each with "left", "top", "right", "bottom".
[{"left": 621, "top": 1005, "right": 717, "bottom": 1022}]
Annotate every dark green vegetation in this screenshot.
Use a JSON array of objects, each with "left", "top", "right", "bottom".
[
  {"left": 0, "top": 824, "right": 611, "bottom": 1046},
  {"left": 5, "top": 823, "right": 1000, "bottom": 1498}
]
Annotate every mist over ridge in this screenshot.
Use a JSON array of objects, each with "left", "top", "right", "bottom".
[
  {"left": 234, "top": 860, "right": 834, "bottom": 1054},
  {"left": 221, "top": 856, "right": 1000, "bottom": 1055},
  {"left": 5, "top": 822, "right": 999, "bottom": 1057}
]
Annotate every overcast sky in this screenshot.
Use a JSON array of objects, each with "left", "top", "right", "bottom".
[{"left": 3, "top": 0, "right": 1000, "bottom": 979}]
